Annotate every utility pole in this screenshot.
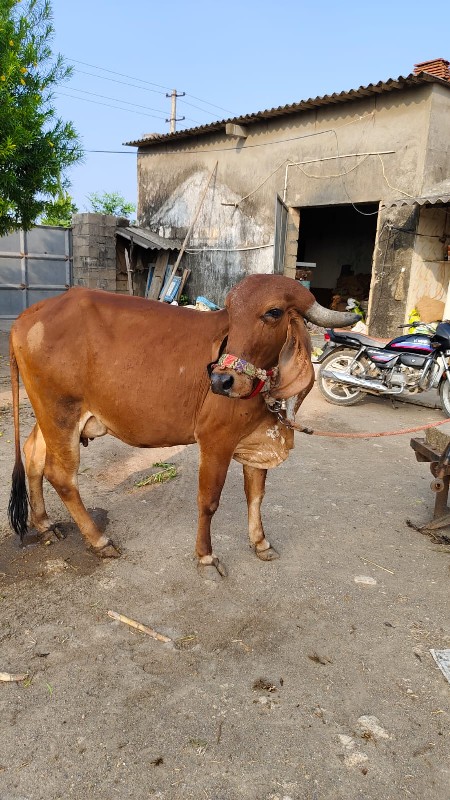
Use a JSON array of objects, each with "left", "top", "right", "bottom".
[{"left": 166, "top": 89, "right": 186, "bottom": 133}]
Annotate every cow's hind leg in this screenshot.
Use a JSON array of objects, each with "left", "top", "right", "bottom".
[
  {"left": 23, "top": 423, "right": 65, "bottom": 540},
  {"left": 43, "top": 426, "right": 119, "bottom": 558},
  {"left": 243, "top": 465, "right": 279, "bottom": 561}
]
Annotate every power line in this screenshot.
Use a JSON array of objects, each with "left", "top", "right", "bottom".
[
  {"left": 55, "top": 91, "right": 173, "bottom": 120},
  {"left": 72, "top": 69, "right": 224, "bottom": 119},
  {"left": 68, "top": 58, "right": 171, "bottom": 91},
  {"left": 68, "top": 57, "right": 233, "bottom": 115},
  {"left": 58, "top": 85, "right": 200, "bottom": 124},
  {"left": 178, "top": 97, "right": 228, "bottom": 117},
  {"left": 184, "top": 93, "right": 233, "bottom": 114},
  {"left": 73, "top": 68, "right": 168, "bottom": 96},
  {"left": 63, "top": 87, "right": 166, "bottom": 117}
]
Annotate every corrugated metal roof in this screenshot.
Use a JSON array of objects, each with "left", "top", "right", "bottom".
[
  {"left": 116, "top": 226, "right": 181, "bottom": 250},
  {"left": 382, "top": 194, "right": 450, "bottom": 208},
  {"left": 124, "top": 72, "right": 450, "bottom": 148},
  {"left": 381, "top": 179, "right": 450, "bottom": 208}
]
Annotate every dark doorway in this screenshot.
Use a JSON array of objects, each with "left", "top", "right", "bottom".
[{"left": 296, "top": 204, "right": 378, "bottom": 311}]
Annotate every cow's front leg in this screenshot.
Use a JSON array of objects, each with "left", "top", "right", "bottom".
[
  {"left": 243, "top": 464, "right": 279, "bottom": 561},
  {"left": 196, "top": 449, "right": 232, "bottom": 579}
]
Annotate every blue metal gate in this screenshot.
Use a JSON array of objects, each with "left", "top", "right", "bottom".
[{"left": 0, "top": 226, "right": 72, "bottom": 322}]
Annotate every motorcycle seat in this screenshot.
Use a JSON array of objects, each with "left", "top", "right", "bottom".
[{"left": 330, "top": 330, "right": 390, "bottom": 348}]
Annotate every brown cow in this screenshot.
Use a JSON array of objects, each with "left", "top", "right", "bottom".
[{"left": 8, "top": 274, "right": 357, "bottom": 577}]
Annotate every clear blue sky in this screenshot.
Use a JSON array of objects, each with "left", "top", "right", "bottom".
[{"left": 50, "top": 0, "right": 449, "bottom": 212}]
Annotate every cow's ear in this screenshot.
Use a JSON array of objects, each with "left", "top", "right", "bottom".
[{"left": 272, "top": 314, "right": 314, "bottom": 400}]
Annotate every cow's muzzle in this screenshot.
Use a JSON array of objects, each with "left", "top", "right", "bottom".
[{"left": 210, "top": 372, "right": 234, "bottom": 396}]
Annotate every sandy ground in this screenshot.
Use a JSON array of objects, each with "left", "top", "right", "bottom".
[{"left": 0, "top": 331, "right": 449, "bottom": 800}]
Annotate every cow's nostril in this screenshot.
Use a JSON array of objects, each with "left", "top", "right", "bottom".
[
  {"left": 221, "top": 375, "right": 234, "bottom": 390},
  {"left": 210, "top": 372, "right": 234, "bottom": 395}
]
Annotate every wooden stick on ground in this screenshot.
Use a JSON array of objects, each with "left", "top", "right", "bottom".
[
  {"left": 0, "top": 671, "right": 28, "bottom": 682},
  {"left": 107, "top": 610, "right": 171, "bottom": 643},
  {"left": 359, "top": 556, "right": 395, "bottom": 575}
]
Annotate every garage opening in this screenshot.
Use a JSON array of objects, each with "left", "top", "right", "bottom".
[{"left": 296, "top": 203, "right": 378, "bottom": 315}]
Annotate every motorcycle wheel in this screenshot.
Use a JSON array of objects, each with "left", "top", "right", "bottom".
[
  {"left": 317, "top": 349, "right": 368, "bottom": 406},
  {"left": 439, "top": 379, "right": 450, "bottom": 417}
]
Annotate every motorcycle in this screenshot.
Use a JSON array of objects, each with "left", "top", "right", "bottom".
[{"left": 316, "top": 321, "right": 450, "bottom": 415}]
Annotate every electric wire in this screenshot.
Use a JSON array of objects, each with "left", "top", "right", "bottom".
[
  {"left": 68, "top": 58, "right": 233, "bottom": 114},
  {"left": 55, "top": 91, "right": 174, "bottom": 120},
  {"left": 178, "top": 97, "right": 228, "bottom": 117},
  {"left": 292, "top": 153, "right": 370, "bottom": 180},
  {"left": 55, "top": 87, "right": 200, "bottom": 125},
  {"left": 186, "top": 243, "right": 273, "bottom": 253},
  {"left": 74, "top": 68, "right": 168, "bottom": 96},
  {"left": 62, "top": 86, "right": 168, "bottom": 117},
  {"left": 68, "top": 58, "right": 171, "bottom": 91},
  {"left": 182, "top": 93, "right": 233, "bottom": 114}
]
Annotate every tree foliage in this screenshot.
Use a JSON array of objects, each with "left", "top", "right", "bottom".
[
  {"left": 0, "top": 0, "right": 83, "bottom": 235},
  {"left": 39, "top": 191, "right": 77, "bottom": 226},
  {"left": 87, "top": 191, "right": 135, "bottom": 218}
]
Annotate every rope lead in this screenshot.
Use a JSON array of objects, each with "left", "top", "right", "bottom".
[{"left": 277, "top": 413, "right": 450, "bottom": 440}]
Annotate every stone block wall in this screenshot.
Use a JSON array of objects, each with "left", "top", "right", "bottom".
[{"left": 72, "top": 213, "right": 128, "bottom": 291}]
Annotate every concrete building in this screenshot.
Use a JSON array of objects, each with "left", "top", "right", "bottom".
[{"left": 126, "top": 59, "right": 450, "bottom": 336}]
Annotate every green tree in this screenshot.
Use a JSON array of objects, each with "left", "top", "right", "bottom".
[
  {"left": 87, "top": 191, "right": 135, "bottom": 218},
  {"left": 0, "top": 0, "right": 83, "bottom": 236},
  {"left": 40, "top": 191, "right": 78, "bottom": 226}
]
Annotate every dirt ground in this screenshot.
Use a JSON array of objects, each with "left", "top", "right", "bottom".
[{"left": 0, "top": 330, "right": 449, "bottom": 800}]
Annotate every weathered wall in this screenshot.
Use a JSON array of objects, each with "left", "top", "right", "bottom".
[
  {"left": 72, "top": 213, "right": 126, "bottom": 291},
  {"left": 422, "top": 85, "right": 450, "bottom": 193},
  {"left": 139, "top": 166, "right": 273, "bottom": 305},
  {"left": 367, "top": 205, "right": 420, "bottom": 337},
  {"left": 406, "top": 206, "right": 450, "bottom": 318}
]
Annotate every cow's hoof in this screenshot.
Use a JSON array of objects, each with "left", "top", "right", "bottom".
[
  {"left": 92, "top": 539, "right": 121, "bottom": 559},
  {"left": 198, "top": 564, "right": 222, "bottom": 581},
  {"left": 197, "top": 555, "right": 228, "bottom": 579},
  {"left": 50, "top": 524, "right": 66, "bottom": 541},
  {"left": 39, "top": 524, "right": 66, "bottom": 544},
  {"left": 256, "top": 545, "right": 280, "bottom": 561}
]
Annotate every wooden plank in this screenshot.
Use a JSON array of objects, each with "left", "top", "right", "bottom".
[
  {"left": 144, "top": 266, "right": 154, "bottom": 298},
  {"left": 410, "top": 437, "right": 442, "bottom": 463},
  {"left": 147, "top": 252, "right": 170, "bottom": 300},
  {"left": 124, "top": 248, "right": 134, "bottom": 296}
]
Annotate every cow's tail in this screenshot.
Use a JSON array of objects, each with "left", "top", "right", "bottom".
[{"left": 8, "top": 337, "right": 28, "bottom": 540}]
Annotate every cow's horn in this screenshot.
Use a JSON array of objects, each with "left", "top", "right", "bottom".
[{"left": 303, "top": 301, "right": 361, "bottom": 328}]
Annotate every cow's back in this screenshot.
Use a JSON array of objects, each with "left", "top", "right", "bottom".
[{"left": 11, "top": 288, "right": 229, "bottom": 447}]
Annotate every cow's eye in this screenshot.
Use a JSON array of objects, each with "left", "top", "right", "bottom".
[{"left": 264, "top": 308, "right": 284, "bottom": 319}]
